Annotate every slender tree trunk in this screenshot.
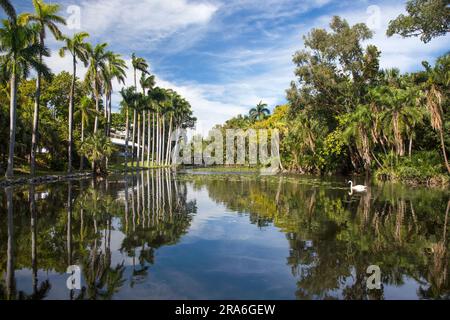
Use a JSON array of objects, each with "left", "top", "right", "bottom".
[
  {"left": 30, "top": 70, "right": 41, "bottom": 176},
  {"left": 147, "top": 112, "right": 151, "bottom": 166},
  {"left": 68, "top": 55, "right": 76, "bottom": 174},
  {"left": 142, "top": 110, "right": 146, "bottom": 166},
  {"left": 439, "top": 129, "right": 450, "bottom": 174},
  {"left": 152, "top": 113, "right": 156, "bottom": 165},
  {"left": 156, "top": 113, "right": 160, "bottom": 166},
  {"left": 165, "top": 114, "right": 173, "bottom": 165},
  {"left": 6, "top": 72, "right": 17, "bottom": 179},
  {"left": 94, "top": 91, "right": 99, "bottom": 134},
  {"left": 80, "top": 117, "right": 85, "bottom": 171},
  {"left": 162, "top": 115, "right": 166, "bottom": 165},
  {"left": 104, "top": 93, "right": 108, "bottom": 135},
  {"left": 108, "top": 92, "right": 112, "bottom": 137},
  {"left": 31, "top": 34, "right": 44, "bottom": 177},
  {"left": 132, "top": 68, "right": 137, "bottom": 168},
  {"left": 131, "top": 109, "right": 137, "bottom": 168},
  {"left": 125, "top": 106, "right": 129, "bottom": 170},
  {"left": 137, "top": 113, "right": 141, "bottom": 166}
]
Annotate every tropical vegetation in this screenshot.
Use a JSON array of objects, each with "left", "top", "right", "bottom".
[{"left": 217, "top": 0, "right": 449, "bottom": 185}]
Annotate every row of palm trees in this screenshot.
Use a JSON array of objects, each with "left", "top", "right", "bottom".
[
  {"left": 119, "top": 77, "right": 196, "bottom": 169},
  {"left": 0, "top": 0, "right": 195, "bottom": 179}
]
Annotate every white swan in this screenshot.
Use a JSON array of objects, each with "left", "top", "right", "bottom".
[{"left": 348, "top": 181, "right": 367, "bottom": 193}]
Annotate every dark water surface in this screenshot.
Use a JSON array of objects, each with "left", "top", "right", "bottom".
[{"left": 0, "top": 170, "right": 449, "bottom": 300}]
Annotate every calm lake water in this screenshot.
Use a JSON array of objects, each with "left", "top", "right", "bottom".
[{"left": 0, "top": 170, "right": 449, "bottom": 300}]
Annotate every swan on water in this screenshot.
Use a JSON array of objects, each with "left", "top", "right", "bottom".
[{"left": 348, "top": 181, "right": 367, "bottom": 193}]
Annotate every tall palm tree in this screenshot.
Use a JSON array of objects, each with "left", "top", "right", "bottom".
[
  {"left": 249, "top": 101, "right": 270, "bottom": 121},
  {"left": 120, "top": 87, "right": 138, "bottom": 168},
  {"left": 149, "top": 87, "right": 168, "bottom": 166},
  {"left": 21, "top": 0, "right": 66, "bottom": 176},
  {"left": 0, "top": 19, "right": 50, "bottom": 179},
  {"left": 86, "top": 42, "right": 109, "bottom": 134},
  {"left": 422, "top": 55, "right": 450, "bottom": 174},
  {"left": 140, "top": 73, "right": 155, "bottom": 165},
  {"left": 0, "top": 0, "right": 16, "bottom": 21},
  {"left": 75, "top": 97, "right": 97, "bottom": 170},
  {"left": 104, "top": 52, "right": 127, "bottom": 137},
  {"left": 59, "top": 32, "right": 90, "bottom": 173},
  {"left": 131, "top": 53, "right": 149, "bottom": 168}
]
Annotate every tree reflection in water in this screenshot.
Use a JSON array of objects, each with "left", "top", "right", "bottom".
[
  {"left": 0, "top": 173, "right": 448, "bottom": 299},
  {"left": 0, "top": 169, "right": 196, "bottom": 300},
  {"left": 183, "top": 175, "right": 449, "bottom": 300}
]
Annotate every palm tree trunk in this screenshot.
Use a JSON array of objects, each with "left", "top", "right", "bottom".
[
  {"left": 162, "top": 115, "right": 166, "bottom": 165},
  {"left": 104, "top": 93, "right": 108, "bottom": 135},
  {"left": 68, "top": 55, "right": 76, "bottom": 174},
  {"left": 108, "top": 92, "right": 112, "bottom": 137},
  {"left": 125, "top": 106, "right": 129, "bottom": 169},
  {"left": 131, "top": 109, "right": 137, "bottom": 168},
  {"left": 94, "top": 92, "right": 99, "bottom": 134},
  {"left": 147, "top": 112, "right": 151, "bottom": 166},
  {"left": 165, "top": 114, "right": 173, "bottom": 166},
  {"left": 156, "top": 113, "right": 160, "bottom": 166},
  {"left": 142, "top": 110, "right": 146, "bottom": 166},
  {"left": 6, "top": 71, "right": 17, "bottom": 179},
  {"left": 439, "top": 129, "right": 450, "bottom": 174},
  {"left": 30, "top": 70, "right": 41, "bottom": 177},
  {"left": 80, "top": 117, "right": 85, "bottom": 170},
  {"left": 30, "top": 35, "right": 44, "bottom": 177},
  {"left": 152, "top": 113, "right": 156, "bottom": 165},
  {"left": 137, "top": 113, "right": 141, "bottom": 166}
]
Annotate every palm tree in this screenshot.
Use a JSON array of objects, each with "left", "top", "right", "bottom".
[
  {"left": 86, "top": 42, "right": 109, "bottom": 134},
  {"left": 79, "top": 132, "right": 115, "bottom": 176},
  {"left": 104, "top": 52, "right": 127, "bottom": 137},
  {"left": 21, "top": 0, "right": 66, "bottom": 177},
  {"left": 249, "top": 101, "right": 270, "bottom": 121},
  {"left": 0, "top": 0, "right": 16, "bottom": 21},
  {"left": 59, "top": 32, "right": 90, "bottom": 173},
  {"left": 131, "top": 53, "right": 149, "bottom": 168},
  {"left": 120, "top": 87, "right": 138, "bottom": 168},
  {"left": 0, "top": 19, "right": 51, "bottom": 179},
  {"left": 140, "top": 73, "right": 155, "bottom": 165},
  {"left": 75, "top": 97, "right": 97, "bottom": 170},
  {"left": 422, "top": 55, "right": 450, "bottom": 174},
  {"left": 149, "top": 87, "right": 168, "bottom": 166}
]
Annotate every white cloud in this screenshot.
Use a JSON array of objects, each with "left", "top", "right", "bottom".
[
  {"left": 314, "top": 2, "right": 450, "bottom": 71},
  {"left": 65, "top": 0, "right": 218, "bottom": 52}
]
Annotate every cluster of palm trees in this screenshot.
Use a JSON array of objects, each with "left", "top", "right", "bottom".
[
  {"left": 0, "top": 0, "right": 195, "bottom": 178},
  {"left": 120, "top": 65, "right": 196, "bottom": 169}
]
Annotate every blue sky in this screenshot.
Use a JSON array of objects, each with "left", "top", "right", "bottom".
[{"left": 7, "top": 0, "right": 450, "bottom": 133}]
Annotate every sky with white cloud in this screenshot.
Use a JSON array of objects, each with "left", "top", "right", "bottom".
[{"left": 9, "top": 0, "right": 450, "bottom": 134}]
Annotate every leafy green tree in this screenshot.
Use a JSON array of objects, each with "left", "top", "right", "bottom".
[{"left": 387, "top": 0, "right": 450, "bottom": 43}]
